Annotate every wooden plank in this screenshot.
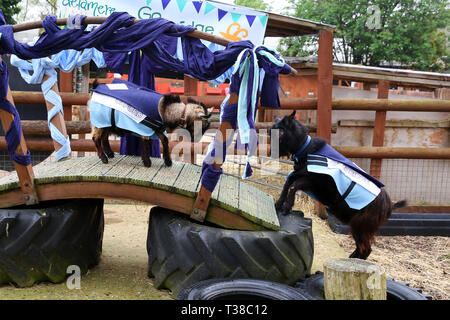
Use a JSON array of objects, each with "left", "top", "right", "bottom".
[
  {"left": 151, "top": 161, "right": 185, "bottom": 191},
  {"left": 80, "top": 155, "right": 126, "bottom": 178},
  {"left": 102, "top": 156, "right": 143, "bottom": 182},
  {"left": 173, "top": 164, "right": 202, "bottom": 197},
  {"left": 239, "top": 181, "right": 280, "bottom": 230},
  {"left": 0, "top": 172, "right": 19, "bottom": 192},
  {"left": 126, "top": 157, "right": 164, "bottom": 187},
  {"left": 214, "top": 174, "right": 239, "bottom": 214}
]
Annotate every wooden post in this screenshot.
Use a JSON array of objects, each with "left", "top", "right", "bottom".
[
  {"left": 316, "top": 29, "right": 334, "bottom": 143},
  {"left": 0, "top": 60, "right": 38, "bottom": 204},
  {"left": 370, "top": 80, "right": 389, "bottom": 179},
  {"left": 78, "top": 64, "right": 90, "bottom": 157},
  {"left": 184, "top": 75, "right": 199, "bottom": 164},
  {"left": 42, "top": 74, "right": 69, "bottom": 160},
  {"left": 59, "top": 70, "right": 73, "bottom": 122},
  {"left": 324, "top": 258, "right": 386, "bottom": 300}
]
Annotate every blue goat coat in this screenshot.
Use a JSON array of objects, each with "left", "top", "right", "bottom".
[
  {"left": 90, "top": 79, "right": 165, "bottom": 139},
  {"left": 293, "top": 144, "right": 384, "bottom": 210}
]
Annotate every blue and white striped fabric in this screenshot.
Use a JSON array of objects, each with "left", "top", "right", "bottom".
[
  {"left": 306, "top": 154, "right": 381, "bottom": 210},
  {"left": 10, "top": 47, "right": 106, "bottom": 160},
  {"left": 89, "top": 100, "right": 161, "bottom": 139}
]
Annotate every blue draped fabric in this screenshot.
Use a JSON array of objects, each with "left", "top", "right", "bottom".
[
  {"left": 0, "top": 61, "right": 31, "bottom": 166},
  {"left": 0, "top": 12, "right": 194, "bottom": 59}
]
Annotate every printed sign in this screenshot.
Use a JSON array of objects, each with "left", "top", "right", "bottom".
[{"left": 57, "top": 0, "right": 268, "bottom": 45}]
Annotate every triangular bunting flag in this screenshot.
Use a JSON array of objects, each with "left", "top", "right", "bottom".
[
  {"left": 258, "top": 15, "right": 268, "bottom": 27},
  {"left": 218, "top": 9, "right": 228, "bottom": 21},
  {"left": 192, "top": 1, "right": 202, "bottom": 13},
  {"left": 246, "top": 15, "right": 256, "bottom": 27},
  {"left": 231, "top": 13, "right": 241, "bottom": 23},
  {"left": 161, "top": 0, "right": 171, "bottom": 9},
  {"left": 147, "top": 0, "right": 152, "bottom": 5},
  {"left": 176, "top": 0, "right": 187, "bottom": 12},
  {"left": 204, "top": 2, "right": 216, "bottom": 15}
]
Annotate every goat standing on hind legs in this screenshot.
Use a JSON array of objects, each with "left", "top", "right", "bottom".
[
  {"left": 271, "top": 111, "right": 407, "bottom": 260},
  {"left": 89, "top": 79, "right": 212, "bottom": 168}
]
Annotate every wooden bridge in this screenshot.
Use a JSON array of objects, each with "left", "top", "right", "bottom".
[{"left": 0, "top": 155, "right": 280, "bottom": 231}]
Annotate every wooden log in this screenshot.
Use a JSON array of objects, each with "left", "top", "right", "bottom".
[
  {"left": 10, "top": 91, "right": 450, "bottom": 112},
  {"left": 20, "top": 120, "right": 91, "bottom": 135},
  {"left": 12, "top": 91, "right": 90, "bottom": 105},
  {"left": 324, "top": 258, "right": 386, "bottom": 300}
]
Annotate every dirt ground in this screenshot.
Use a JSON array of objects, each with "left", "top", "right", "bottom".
[{"left": 0, "top": 160, "right": 448, "bottom": 300}]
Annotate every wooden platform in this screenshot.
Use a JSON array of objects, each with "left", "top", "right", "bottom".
[{"left": 0, "top": 156, "right": 280, "bottom": 231}]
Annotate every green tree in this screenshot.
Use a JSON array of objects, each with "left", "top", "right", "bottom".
[
  {"left": 279, "top": 0, "right": 449, "bottom": 72},
  {"left": 1, "top": 0, "right": 21, "bottom": 24},
  {"left": 234, "top": 0, "right": 270, "bottom": 11}
]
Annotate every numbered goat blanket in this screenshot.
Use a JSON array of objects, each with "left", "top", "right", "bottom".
[
  {"left": 296, "top": 144, "right": 385, "bottom": 210},
  {"left": 90, "top": 79, "right": 165, "bottom": 139}
]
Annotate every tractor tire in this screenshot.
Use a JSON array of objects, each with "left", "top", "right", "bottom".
[
  {"left": 0, "top": 199, "right": 104, "bottom": 287},
  {"left": 295, "top": 271, "right": 432, "bottom": 300},
  {"left": 147, "top": 207, "right": 314, "bottom": 297},
  {"left": 177, "top": 278, "right": 314, "bottom": 300}
]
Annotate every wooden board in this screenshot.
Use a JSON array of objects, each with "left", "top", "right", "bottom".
[{"left": 0, "top": 156, "right": 280, "bottom": 231}]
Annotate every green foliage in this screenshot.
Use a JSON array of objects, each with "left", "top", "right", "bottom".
[
  {"left": 0, "top": 0, "right": 21, "bottom": 24},
  {"left": 279, "top": 0, "right": 449, "bottom": 72},
  {"left": 234, "top": 0, "right": 270, "bottom": 11}
]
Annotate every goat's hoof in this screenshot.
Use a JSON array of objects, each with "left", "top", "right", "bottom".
[
  {"left": 274, "top": 200, "right": 284, "bottom": 211},
  {"left": 280, "top": 205, "right": 292, "bottom": 216},
  {"left": 100, "top": 155, "right": 108, "bottom": 164},
  {"left": 164, "top": 159, "right": 172, "bottom": 167},
  {"left": 106, "top": 152, "right": 115, "bottom": 159},
  {"left": 143, "top": 159, "right": 152, "bottom": 168}
]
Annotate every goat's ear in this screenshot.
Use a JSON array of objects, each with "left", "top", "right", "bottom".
[
  {"left": 289, "top": 110, "right": 296, "bottom": 120},
  {"left": 207, "top": 107, "right": 214, "bottom": 114}
]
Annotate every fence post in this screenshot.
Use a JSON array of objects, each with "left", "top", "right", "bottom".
[
  {"left": 316, "top": 29, "right": 334, "bottom": 143},
  {"left": 59, "top": 70, "right": 73, "bottom": 122},
  {"left": 370, "top": 80, "right": 389, "bottom": 179},
  {"left": 324, "top": 258, "right": 386, "bottom": 300},
  {"left": 315, "top": 29, "right": 334, "bottom": 218},
  {"left": 184, "top": 75, "right": 199, "bottom": 164}
]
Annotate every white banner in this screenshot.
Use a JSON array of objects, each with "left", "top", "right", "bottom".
[{"left": 57, "top": 0, "right": 268, "bottom": 45}]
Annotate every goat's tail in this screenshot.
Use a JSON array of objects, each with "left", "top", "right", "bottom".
[{"left": 393, "top": 200, "right": 407, "bottom": 210}]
